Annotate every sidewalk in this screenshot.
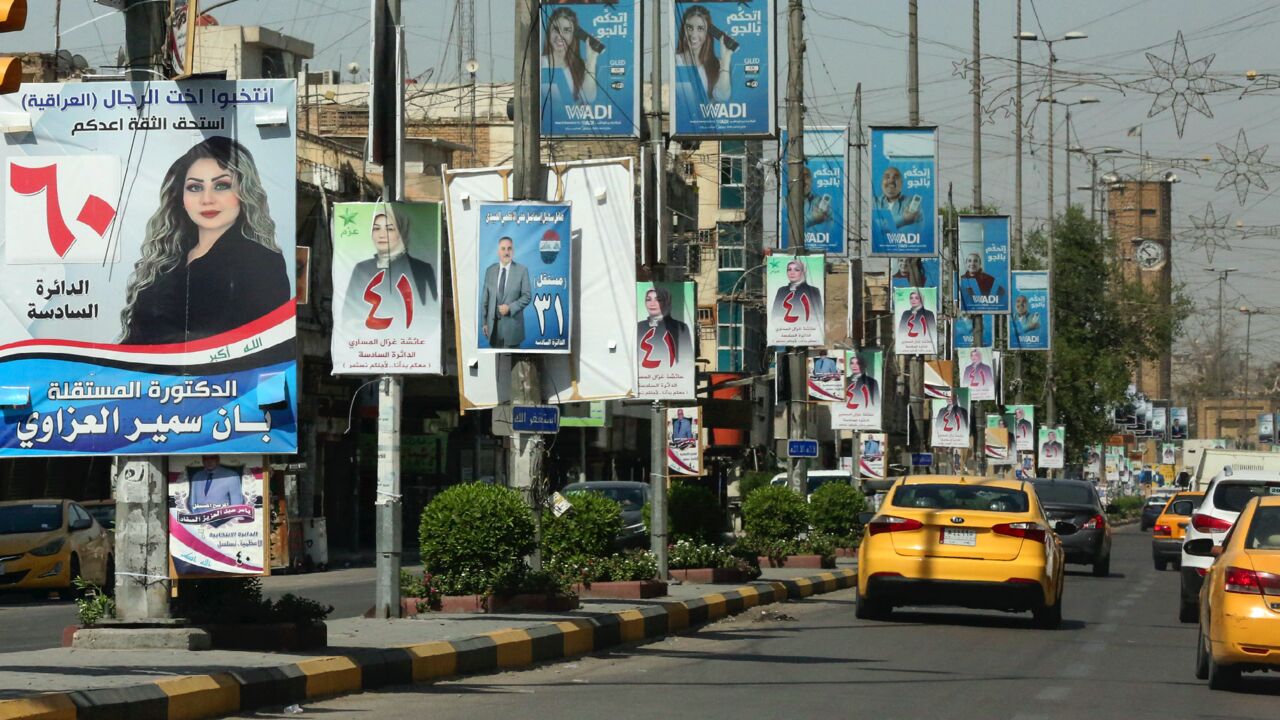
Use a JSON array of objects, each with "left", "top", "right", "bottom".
[{"left": 0, "top": 562, "right": 856, "bottom": 720}]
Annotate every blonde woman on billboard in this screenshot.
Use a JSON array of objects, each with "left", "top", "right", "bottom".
[
  {"left": 120, "top": 136, "right": 289, "bottom": 344},
  {"left": 675, "top": 4, "right": 734, "bottom": 102}
]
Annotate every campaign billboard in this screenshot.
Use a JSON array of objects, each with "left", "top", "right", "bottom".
[
  {"left": 1038, "top": 425, "right": 1065, "bottom": 469},
  {"left": 858, "top": 432, "right": 886, "bottom": 480},
  {"left": 893, "top": 286, "right": 938, "bottom": 355},
  {"left": 1160, "top": 443, "right": 1177, "bottom": 466},
  {"left": 870, "top": 126, "right": 937, "bottom": 256},
  {"left": 959, "top": 348, "right": 995, "bottom": 401},
  {"left": 954, "top": 313, "right": 994, "bottom": 349},
  {"left": 670, "top": 0, "right": 775, "bottom": 138},
  {"left": 168, "top": 454, "right": 268, "bottom": 577},
  {"left": 1006, "top": 404, "right": 1034, "bottom": 452},
  {"left": 540, "top": 0, "right": 641, "bottom": 137},
  {"left": 0, "top": 81, "right": 298, "bottom": 457},
  {"left": 476, "top": 202, "right": 572, "bottom": 353},
  {"left": 889, "top": 257, "right": 940, "bottom": 290},
  {"left": 924, "top": 359, "right": 952, "bottom": 400},
  {"left": 766, "top": 254, "right": 825, "bottom": 346},
  {"left": 1009, "top": 271, "right": 1050, "bottom": 351},
  {"left": 667, "top": 405, "right": 702, "bottom": 476},
  {"left": 1152, "top": 406, "right": 1167, "bottom": 437},
  {"left": 957, "top": 215, "right": 1011, "bottom": 314},
  {"left": 779, "top": 127, "right": 846, "bottom": 254},
  {"left": 1261, "top": 413, "right": 1275, "bottom": 444},
  {"left": 1171, "top": 407, "right": 1188, "bottom": 440},
  {"left": 331, "top": 202, "right": 442, "bottom": 374},
  {"left": 931, "top": 388, "right": 970, "bottom": 449},
  {"left": 807, "top": 353, "right": 844, "bottom": 402},
  {"left": 985, "top": 425, "right": 1011, "bottom": 465},
  {"left": 636, "top": 281, "right": 697, "bottom": 400},
  {"left": 831, "top": 349, "right": 882, "bottom": 431}
]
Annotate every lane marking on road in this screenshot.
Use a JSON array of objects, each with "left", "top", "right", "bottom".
[{"left": 1035, "top": 685, "right": 1071, "bottom": 701}]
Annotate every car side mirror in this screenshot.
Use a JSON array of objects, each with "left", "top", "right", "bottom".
[
  {"left": 857, "top": 511, "right": 876, "bottom": 526},
  {"left": 1105, "top": 503, "right": 1117, "bottom": 514},
  {"left": 1183, "top": 538, "right": 1215, "bottom": 557},
  {"left": 69, "top": 517, "right": 92, "bottom": 531},
  {"left": 1054, "top": 521, "right": 1077, "bottom": 536}
]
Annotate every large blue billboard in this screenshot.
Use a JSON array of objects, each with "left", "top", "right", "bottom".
[
  {"left": 1009, "top": 271, "right": 1051, "bottom": 351},
  {"left": 870, "top": 126, "right": 938, "bottom": 256},
  {"left": 540, "top": 1, "right": 641, "bottom": 138},
  {"left": 779, "top": 127, "right": 846, "bottom": 254},
  {"left": 889, "top": 257, "right": 940, "bottom": 290},
  {"left": 954, "top": 314, "right": 995, "bottom": 349},
  {"left": 957, "top": 215, "right": 1011, "bottom": 314},
  {"left": 670, "top": 0, "right": 775, "bottom": 138}
]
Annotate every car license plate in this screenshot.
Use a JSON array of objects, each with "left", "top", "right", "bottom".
[{"left": 941, "top": 528, "right": 977, "bottom": 546}]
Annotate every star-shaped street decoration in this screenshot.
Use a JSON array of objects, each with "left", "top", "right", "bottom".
[
  {"left": 1216, "top": 128, "right": 1277, "bottom": 205},
  {"left": 1188, "top": 202, "right": 1232, "bottom": 263},
  {"left": 339, "top": 208, "right": 358, "bottom": 227},
  {"left": 1141, "top": 31, "right": 1237, "bottom": 138}
]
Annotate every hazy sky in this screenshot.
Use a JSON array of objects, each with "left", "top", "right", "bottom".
[{"left": 16, "top": 1, "right": 1280, "bottom": 360}]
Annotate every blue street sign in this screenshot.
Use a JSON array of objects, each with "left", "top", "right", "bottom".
[
  {"left": 912, "top": 453, "right": 933, "bottom": 467},
  {"left": 787, "top": 440, "right": 819, "bottom": 458},
  {"left": 512, "top": 405, "right": 561, "bottom": 434}
]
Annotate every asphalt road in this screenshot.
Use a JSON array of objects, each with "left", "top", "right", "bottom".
[{"left": 229, "top": 526, "right": 1280, "bottom": 720}]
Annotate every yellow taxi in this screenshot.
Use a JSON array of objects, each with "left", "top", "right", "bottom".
[
  {"left": 0, "top": 499, "right": 113, "bottom": 599},
  {"left": 1152, "top": 491, "right": 1204, "bottom": 571},
  {"left": 856, "top": 475, "right": 1073, "bottom": 628},
  {"left": 1191, "top": 495, "right": 1280, "bottom": 690}
]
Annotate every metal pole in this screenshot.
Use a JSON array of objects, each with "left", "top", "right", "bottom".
[
  {"left": 971, "top": 0, "right": 981, "bottom": 208},
  {"left": 785, "top": 0, "right": 808, "bottom": 495},
  {"left": 1013, "top": 0, "right": 1023, "bottom": 404},
  {"left": 1065, "top": 108, "right": 1072, "bottom": 210},
  {"left": 906, "top": 1, "right": 927, "bottom": 458},
  {"left": 1045, "top": 41, "right": 1056, "bottom": 426},
  {"left": 855, "top": 83, "right": 863, "bottom": 259},
  {"left": 908, "top": 0, "right": 919, "bottom": 126},
  {"left": 1243, "top": 310, "right": 1253, "bottom": 448},
  {"left": 647, "top": 0, "right": 669, "bottom": 579}
]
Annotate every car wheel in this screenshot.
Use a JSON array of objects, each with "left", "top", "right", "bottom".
[
  {"left": 1033, "top": 590, "right": 1063, "bottom": 629},
  {"left": 58, "top": 555, "right": 81, "bottom": 601},
  {"left": 1092, "top": 556, "right": 1111, "bottom": 577},
  {"left": 1179, "top": 596, "right": 1199, "bottom": 624},
  {"left": 1208, "top": 651, "right": 1240, "bottom": 691},
  {"left": 1154, "top": 557, "right": 1168, "bottom": 572},
  {"left": 855, "top": 590, "right": 890, "bottom": 621},
  {"left": 1195, "top": 629, "right": 1210, "bottom": 680}
]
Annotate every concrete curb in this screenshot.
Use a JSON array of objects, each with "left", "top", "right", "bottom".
[{"left": 0, "top": 570, "right": 855, "bottom": 720}]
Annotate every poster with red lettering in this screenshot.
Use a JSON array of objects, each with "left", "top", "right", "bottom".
[
  {"left": 636, "top": 282, "right": 695, "bottom": 400},
  {"left": 766, "top": 255, "right": 825, "bottom": 347}
]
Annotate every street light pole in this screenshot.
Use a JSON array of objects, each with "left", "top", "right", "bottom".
[
  {"left": 1240, "top": 306, "right": 1259, "bottom": 448},
  {"left": 1208, "top": 267, "right": 1239, "bottom": 437}
]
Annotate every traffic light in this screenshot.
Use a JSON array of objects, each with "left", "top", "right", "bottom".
[{"left": 0, "top": 1, "right": 27, "bottom": 95}]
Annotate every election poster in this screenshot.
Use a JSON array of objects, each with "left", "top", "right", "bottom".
[
  {"left": 954, "top": 313, "right": 994, "bottom": 349},
  {"left": 1152, "top": 406, "right": 1167, "bottom": 437},
  {"left": 0, "top": 81, "right": 298, "bottom": 457},
  {"left": 1009, "top": 271, "right": 1050, "bottom": 351},
  {"left": 1006, "top": 404, "right": 1035, "bottom": 452},
  {"left": 540, "top": 0, "right": 641, "bottom": 138},
  {"left": 924, "top": 359, "right": 952, "bottom": 400},
  {"left": 766, "top": 254, "right": 825, "bottom": 346},
  {"left": 831, "top": 349, "right": 882, "bottom": 431},
  {"left": 331, "top": 202, "right": 442, "bottom": 374},
  {"left": 476, "top": 202, "right": 572, "bottom": 353},
  {"left": 780, "top": 127, "right": 847, "bottom": 254},
  {"left": 957, "top": 215, "right": 1011, "bottom": 314},
  {"left": 670, "top": 0, "right": 775, "bottom": 138},
  {"left": 1260, "top": 413, "right": 1275, "bottom": 444},
  {"left": 985, "top": 425, "right": 1011, "bottom": 465},
  {"left": 636, "top": 281, "right": 696, "bottom": 400},
  {"left": 168, "top": 454, "right": 268, "bottom": 577},
  {"left": 1038, "top": 425, "right": 1065, "bottom": 470},
  {"left": 889, "top": 256, "right": 940, "bottom": 289},
  {"left": 1170, "top": 407, "right": 1188, "bottom": 440},
  {"left": 667, "top": 406, "right": 702, "bottom": 476},
  {"left": 959, "top": 347, "right": 996, "bottom": 401},
  {"left": 807, "top": 353, "right": 844, "bottom": 402},
  {"left": 893, "top": 286, "right": 938, "bottom": 355},
  {"left": 931, "top": 388, "right": 970, "bottom": 449},
  {"left": 870, "top": 126, "right": 938, "bottom": 256},
  {"left": 858, "top": 432, "right": 886, "bottom": 480},
  {"left": 1161, "top": 443, "right": 1177, "bottom": 466},
  {"left": 1016, "top": 453, "right": 1036, "bottom": 480}
]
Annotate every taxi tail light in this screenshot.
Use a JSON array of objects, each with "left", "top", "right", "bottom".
[
  {"left": 1152, "top": 523, "right": 1171, "bottom": 536},
  {"left": 993, "top": 522, "right": 1047, "bottom": 543},
  {"left": 1191, "top": 513, "right": 1232, "bottom": 533},
  {"left": 1083, "top": 514, "right": 1106, "bottom": 530},
  {"left": 867, "top": 516, "right": 923, "bottom": 536},
  {"left": 1223, "top": 568, "right": 1280, "bottom": 595}
]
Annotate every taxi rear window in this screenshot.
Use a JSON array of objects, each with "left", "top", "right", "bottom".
[
  {"left": 891, "top": 484, "right": 1029, "bottom": 513},
  {"left": 1245, "top": 506, "right": 1280, "bottom": 550},
  {"left": 1213, "top": 481, "right": 1280, "bottom": 514}
]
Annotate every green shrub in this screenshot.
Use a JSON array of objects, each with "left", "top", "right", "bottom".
[
  {"left": 737, "top": 471, "right": 775, "bottom": 501},
  {"left": 548, "top": 549, "right": 658, "bottom": 584},
  {"left": 543, "top": 491, "right": 623, "bottom": 561},
  {"left": 73, "top": 578, "right": 116, "bottom": 627},
  {"left": 669, "top": 482, "right": 724, "bottom": 543},
  {"left": 810, "top": 483, "right": 867, "bottom": 547},
  {"left": 1108, "top": 495, "right": 1145, "bottom": 520},
  {"left": 742, "top": 484, "right": 811, "bottom": 543},
  {"left": 668, "top": 540, "right": 736, "bottom": 569},
  {"left": 171, "top": 578, "right": 332, "bottom": 625},
  {"left": 419, "top": 482, "right": 536, "bottom": 595}
]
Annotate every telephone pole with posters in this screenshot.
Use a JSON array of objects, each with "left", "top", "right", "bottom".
[
  {"left": 784, "top": 0, "right": 809, "bottom": 495},
  {"left": 646, "top": 0, "right": 669, "bottom": 578},
  {"left": 905, "top": 0, "right": 929, "bottom": 462}
]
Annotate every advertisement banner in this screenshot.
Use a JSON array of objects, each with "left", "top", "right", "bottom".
[
  {"left": 1152, "top": 406, "right": 1167, "bottom": 437},
  {"left": 985, "top": 425, "right": 1011, "bottom": 464},
  {"left": 667, "top": 406, "right": 702, "bottom": 476},
  {"left": 806, "top": 353, "right": 844, "bottom": 402},
  {"left": 0, "top": 81, "right": 298, "bottom": 457},
  {"left": 870, "top": 126, "right": 938, "bottom": 256},
  {"left": 893, "top": 286, "right": 938, "bottom": 355},
  {"left": 1008, "top": 271, "right": 1050, "bottom": 351},
  {"left": 858, "top": 432, "right": 886, "bottom": 480},
  {"left": 1038, "top": 425, "right": 1065, "bottom": 469},
  {"left": 831, "top": 349, "right": 882, "bottom": 431},
  {"left": 1086, "top": 444, "right": 1104, "bottom": 478},
  {"left": 931, "top": 388, "right": 970, "bottom": 449},
  {"left": 954, "top": 313, "right": 994, "bottom": 349},
  {"left": 168, "top": 454, "right": 267, "bottom": 577},
  {"left": 890, "top": 256, "right": 940, "bottom": 289},
  {"left": 331, "top": 202, "right": 442, "bottom": 374},
  {"left": 779, "top": 127, "right": 847, "bottom": 254},
  {"left": 959, "top": 347, "right": 996, "bottom": 401},
  {"left": 1016, "top": 453, "right": 1036, "bottom": 480},
  {"left": 670, "top": 0, "right": 775, "bottom": 138},
  {"left": 636, "top": 281, "right": 696, "bottom": 400},
  {"left": 540, "top": 0, "right": 641, "bottom": 137},
  {"left": 476, "top": 202, "right": 572, "bottom": 353},
  {"left": 1006, "top": 404, "right": 1035, "bottom": 452},
  {"left": 924, "top": 359, "right": 952, "bottom": 400},
  {"left": 766, "top": 254, "right": 825, "bottom": 346},
  {"left": 1261, "top": 413, "right": 1275, "bottom": 444},
  {"left": 957, "top": 215, "right": 1011, "bottom": 314},
  {"left": 1161, "top": 442, "right": 1177, "bottom": 466},
  {"left": 1171, "top": 407, "right": 1188, "bottom": 440}
]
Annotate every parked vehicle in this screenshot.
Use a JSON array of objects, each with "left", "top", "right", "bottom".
[
  {"left": 1141, "top": 493, "right": 1175, "bottom": 531},
  {"left": 561, "top": 481, "right": 649, "bottom": 546},
  {"left": 1151, "top": 492, "right": 1203, "bottom": 571},
  {"left": 0, "top": 499, "right": 114, "bottom": 599},
  {"left": 1032, "top": 479, "right": 1113, "bottom": 576}
]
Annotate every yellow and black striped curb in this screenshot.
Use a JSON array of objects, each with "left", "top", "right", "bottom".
[{"left": 0, "top": 570, "right": 855, "bottom": 720}]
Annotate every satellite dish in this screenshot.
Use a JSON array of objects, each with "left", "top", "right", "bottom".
[
  {"left": 56, "top": 49, "right": 74, "bottom": 73},
  {"left": 72, "top": 55, "right": 89, "bottom": 71},
  {"left": 465, "top": 59, "right": 479, "bottom": 74},
  {"left": 346, "top": 62, "right": 361, "bottom": 77}
]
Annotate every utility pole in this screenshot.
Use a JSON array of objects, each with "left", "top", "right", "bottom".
[
  {"left": 1065, "top": 108, "right": 1072, "bottom": 209},
  {"left": 785, "top": 0, "right": 809, "bottom": 495},
  {"left": 854, "top": 83, "right": 863, "bottom": 260},
  {"left": 905, "top": 0, "right": 928, "bottom": 460},
  {"left": 1013, "top": 0, "right": 1023, "bottom": 403},
  {"left": 1240, "top": 307, "right": 1259, "bottom": 448},
  {"left": 1045, "top": 41, "right": 1055, "bottom": 427},
  {"left": 1208, "top": 267, "right": 1238, "bottom": 437},
  {"left": 511, "top": 0, "right": 547, "bottom": 569},
  {"left": 647, "top": 0, "right": 669, "bottom": 578},
  {"left": 370, "top": 0, "right": 405, "bottom": 620},
  {"left": 971, "top": 0, "right": 981, "bottom": 209},
  {"left": 114, "top": 0, "right": 171, "bottom": 623}
]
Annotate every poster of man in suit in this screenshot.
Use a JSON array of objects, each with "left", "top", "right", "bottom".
[
  {"left": 931, "top": 388, "right": 970, "bottom": 449},
  {"left": 858, "top": 432, "right": 886, "bottom": 480},
  {"left": 167, "top": 455, "right": 267, "bottom": 578},
  {"left": 1005, "top": 404, "right": 1035, "bottom": 452},
  {"left": 1038, "top": 426, "right": 1065, "bottom": 469},
  {"left": 667, "top": 406, "right": 702, "bottom": 476},
  {"left": 477, "top": 202, "right": 572, "bottom": 353},
  {"left": 636, "top": 282, "right": 696, "bottom": 399},
  {"left": 807, "top": 353, "right": 845, "bottom": 402}
]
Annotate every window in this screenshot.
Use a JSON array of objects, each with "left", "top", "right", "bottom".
[
  {"left": 717, "top": 301, "right": 744, "bottom": 370},
  {"left": 717, "top": 222, "right": 744, "bottom": 270},
  {"left": 719, "top": 141, "right": 746, "bottom": 209},
  {"left": 697, "top": 306, "right": 715, "bottom": 324}
]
